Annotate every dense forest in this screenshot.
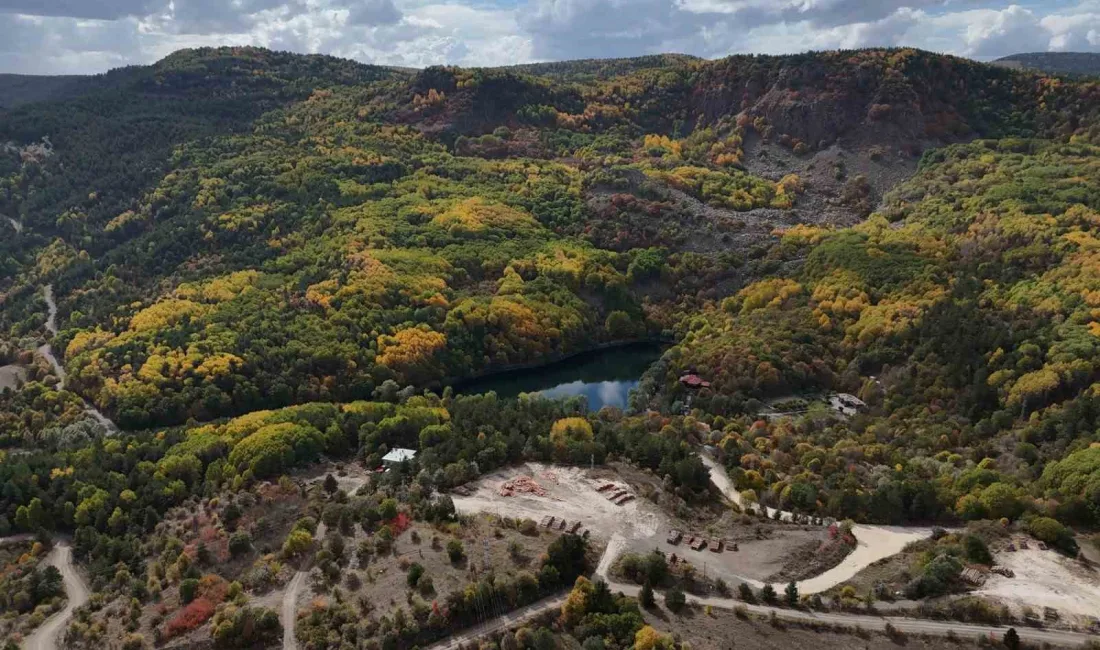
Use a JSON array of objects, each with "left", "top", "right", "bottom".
[{"left": 2, "top": 45, "right": 1100, "bottom": 604}]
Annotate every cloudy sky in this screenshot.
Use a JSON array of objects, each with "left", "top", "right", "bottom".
[{"left": 0, "top": 0, "right": 1098, "bottom": 75}]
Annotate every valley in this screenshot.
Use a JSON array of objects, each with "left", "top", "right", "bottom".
[{"left": 1, "top": 45, "right": 1100, "bottom": 650}]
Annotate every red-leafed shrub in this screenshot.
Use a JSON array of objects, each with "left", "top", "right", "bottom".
[
  {"left": 198, "top": 574, "right": 229, "bottom": 605},
  {"left": 391, "top": 512, "right": 411, "bottom": 535},
  {"left": 164, "top": 598, "right": 215, "bottom": 639}
]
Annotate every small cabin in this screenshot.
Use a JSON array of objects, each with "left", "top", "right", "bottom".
[
  {"left": 382, "top": 448, "right": 417, "bottom": 468},
  {"left": 679, "top": 374, "right": 711, "bottom": 389}
]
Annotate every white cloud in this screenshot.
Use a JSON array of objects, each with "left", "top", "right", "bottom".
[
  {"left": 1042, "top": 10, "right": 1100, "bottom": 50},
  {"left": 0, "top": 1, "right": 1098, "bottom": 75}
]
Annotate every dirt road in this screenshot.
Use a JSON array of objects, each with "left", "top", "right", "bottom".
[
  {"left": 280, "top": 474, "right": 368, "bottom": 650},
  {"left": 36, "top": 285, "right": 118, "bottom": 434},
  {"left": 700, "top": 451, "right": 936, "bottom": 593},
  {"left": 23, "top": 542, "right": 90, "bottom": 650},
  {"left": 607, "top": 580, "right": 1094, "bottom": 647},
  {"left": 425, "top": 542, "right": 1096, "bottom": 649},
  {"left": 423, "top": 594, "right": 568, "bottom": 650},
  {"left": 281, "top": 522, "right": 326, "bottom": 650}
]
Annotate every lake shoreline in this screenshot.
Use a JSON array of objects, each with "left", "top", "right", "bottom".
[{"left": 444, "top": 338, "right": 673, "bottom": 391}]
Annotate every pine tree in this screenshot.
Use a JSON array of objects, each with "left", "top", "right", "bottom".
[{"left": 785, "top": 581, "right": 798, "bottom": 607}]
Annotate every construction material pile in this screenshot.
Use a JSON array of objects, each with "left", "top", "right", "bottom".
[{"left": 499, "top": 476, "right": 547, "bottom": 497}]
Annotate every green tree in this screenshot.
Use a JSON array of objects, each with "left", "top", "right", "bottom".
[
  {"left": 785, "top": 581, "right": 798, "bottom": 607},
  {"left": 738, "top": 582, "right": 755, "bottom": 603},
  {"left": 760, "top": 584, "right": 777, "bottom": 604}
]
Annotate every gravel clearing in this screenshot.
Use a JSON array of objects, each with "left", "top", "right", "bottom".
[
  {"left": 976, "top": 548, "right": 1100, "bottom": 619},
  {"left": 452, "top": 463, "right": 660, "bottom": 541}
]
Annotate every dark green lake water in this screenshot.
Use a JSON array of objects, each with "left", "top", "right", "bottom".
[{"left": 456, "top": 343, "right": 664, "bottom": 410}]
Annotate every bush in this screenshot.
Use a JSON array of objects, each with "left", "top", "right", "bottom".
[
  {"left": 212, "top": 606, "right": 281, "bottom": 649},
  {"left": 963, "top": 534, "right": 992, "bottom": 565},
  {"left": 640, "top": 582, "right": 655, "bottom": 608},
  {"left": 163, "top": 598, "right": 215, "bottom": 639},
  {"left": 665, "top": 586, "right": 686, "bottom": 612},
  {"left": 228, "top": 531, "right": 252, "bottom": 557},
  {"left": 446, "top": 540, "right": 465, "bottom": 563},
  {"left": 179, "top": 578, "right": 199, "bottom": 605},
  {"left": 282, "top": 529, "right": 313, "bottom": 557},
  {"left": 407, "top": 563, "right": 424, "bottom": 587},
  {"left": 1026, "top": 517, "right": 1078, "bottom": 555},
  {"left": 418, "top": 575, "right": 434, "bottom": 596}
]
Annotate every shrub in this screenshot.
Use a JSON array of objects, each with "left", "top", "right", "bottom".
[
  {"left": 446, "top": 539, "right": 465, "bottom": 563},
  {"left": 228, "top": 531, "right": 252, "bottom": 557},
  {"left": 963, "top": 535, "right": 992, "bottom": 565},
  {"left": 418, "top": 575, "right": 434, "bottom": 596},
  {"left": 282, "top": 529, "right": 313, "bottom": 557},
  {"left": 664, "top": 586, "right": 686, "bottom": 612},
  {"left": 1026, "top": 517, "right": 1078, "bottom": 555},
  {"left": 211, "top": 606, "right": 281, "bottom": 649},
  {"left": 163, "top": 598, "right": 215, "bottom": 639},
  {"left": 407, "top": 563, "right": 424, "bottom": 588},
  {"left": 179, "top": 578, "right": 199, "bottom": 605}
]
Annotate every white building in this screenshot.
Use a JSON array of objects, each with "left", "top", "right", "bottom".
[
  {"left": 382, "top": 448, "right": 417, "bottom": 468},
  {"left": 828, "top": 393, "right": 867, "bottom": 417}
]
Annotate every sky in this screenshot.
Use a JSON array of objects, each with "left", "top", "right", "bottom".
[{"left": 0, "top": 0, "right": 1098, "bottom": 75}]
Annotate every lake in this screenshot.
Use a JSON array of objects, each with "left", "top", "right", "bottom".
[{"left": 455, "top": 342, "right": 664, "bottom": 410}]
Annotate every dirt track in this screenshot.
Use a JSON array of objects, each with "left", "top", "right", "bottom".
[
  {"left": 35, "top": 285, "right": 118, "bottom": 434},
  {"left": 280, "top": 474, "right": 368, "bottom": 650},
  {"left": 22, "top": 542, "right": 90, "bottom": 650}
]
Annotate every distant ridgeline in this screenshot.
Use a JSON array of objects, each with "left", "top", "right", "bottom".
[{"left": 993, "top": 52, "right": 1100, "bottom": 77}]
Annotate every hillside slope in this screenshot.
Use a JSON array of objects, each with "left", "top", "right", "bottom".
[{"left": 2, "top": 47, "right": 1099, "bottom": 430}]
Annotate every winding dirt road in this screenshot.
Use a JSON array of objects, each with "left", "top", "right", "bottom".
[
  {"left": 37, "top": 285, "right": 118, "bottom": 434},
  {"left": 22, "top": 542, "right": 90, "bottom": 650},
  {"left": 699, "top": 452, "right": 936, "bottom": 592},
  {"left": 422, "top": 541, "right": 1097, "bottom": 649}
]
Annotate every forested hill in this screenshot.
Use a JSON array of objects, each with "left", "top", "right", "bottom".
[
  {"left": 0, "top": 73, "right": 89, "bottom": 109},
  {"left": 994, "top": 52, "right": 1100, "bottom": 77},
  {"left": 2, "top": 46, "right": 1100, "bottom": 540},
  {"left": 2, "top": 45, "right": 1099, "bottom": 431}
]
